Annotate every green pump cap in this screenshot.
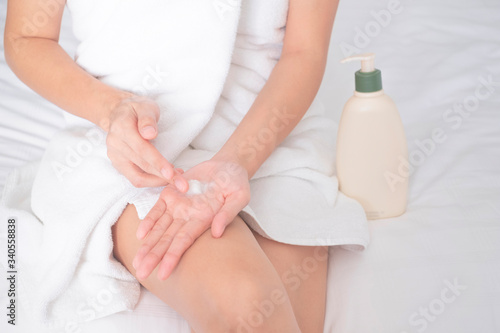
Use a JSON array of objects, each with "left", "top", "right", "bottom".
[{"left": 341, "top": 53, "right": 383, "bottom": 93}]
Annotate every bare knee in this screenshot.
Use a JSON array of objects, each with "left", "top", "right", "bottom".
[{"left": 197, "top": 270, "right": 299, "bottom": 333}]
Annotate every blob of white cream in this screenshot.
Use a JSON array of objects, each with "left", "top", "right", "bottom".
[{"left": 185, "top": 180, "right": 210, "bottom": 196}]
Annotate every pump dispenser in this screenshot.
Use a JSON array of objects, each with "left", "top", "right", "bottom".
[{"left": 336, "top": 53, "right": 408, "bottom": 219}]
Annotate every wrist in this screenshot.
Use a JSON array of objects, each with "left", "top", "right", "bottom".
[
  {"left": 95, "top": 89, "right": 135, "bottom": 132},
  {"left": 211, "top": 144, "right": 255, "bottom": 180}
]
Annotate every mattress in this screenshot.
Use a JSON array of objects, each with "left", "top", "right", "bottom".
[{"left": 1, "top": 0, "right": 499, "bottom": 332}]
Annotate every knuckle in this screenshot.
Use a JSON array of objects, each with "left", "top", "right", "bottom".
[
  {"left": 147, "top": 251, "right": 162, "bottom": 263},
  {"left": 160, "top": 187, "right": 177, "bottom": 201},
  {"left": 149, "top": 205, "right": 163, "bottom": 217},
  {"left": 166, "top": 251, "right": 181, "bottom": 262},
  {"left": 143, "top": 100, "right": 160, "bottom": 117},
  {"left": 138, "top": 106, "right": 156, "bottom": 120},
  {"left": 176, "top": 231, "right": 194, "bottom": 245},
  {"left": 135, "top": 247, "right": 148, "bottom": 258},
  {"left": 156, "top": 217, "right": 170, "bottom": 229},
  {"left": 135, "top": 158, "right": 151, "bottom": 173},
  {"left": 151, "top": 155, "right": 166, "bottom": 169},
  {"left": 106, "top": 134, "right": 124, "bottom": 150},
  {"left": 158, "top": 234, "right": 174, "bottom": 246},
  {"left": 133, "top": 140, "right": 150, "bottom": 155},
  {"left": 141, "top": 217, "right": 154, "bottom": 227},
  {"left": 130, "top": 175, "right": 145, "bottom": 188}
]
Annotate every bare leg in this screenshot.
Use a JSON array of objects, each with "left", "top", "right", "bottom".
[
  {"left": 252, "top": 232, "right": 329, "bottom": 333},
  {"left": 112, "top": 204, "right": 302, "bottom": 333}
]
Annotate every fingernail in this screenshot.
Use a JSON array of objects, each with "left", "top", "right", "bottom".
[
  {"left": 175, "top": 178, "right": 186, "bottom": 192},
  {"left": 132, "top": 258, "right": 138, "bottom": 270},
  {"left": 161, "top": 168, "right": 173, "bottom": 180},
  {"left": 214, "top": 227, "right": 223, "bottom": 238},
  {"left": 158, "top": 263, "right": 171, "bottom": 280},
  {"left": 141, "top": 125, "right": 156, "bottom": 137}
]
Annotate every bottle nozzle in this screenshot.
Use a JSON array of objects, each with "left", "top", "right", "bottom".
[
  {"left": 340, "top": 52, "right": 382, "bottom": 93},
  {"left": 341, "top": 53, "right": 376, "bottom": 73}
]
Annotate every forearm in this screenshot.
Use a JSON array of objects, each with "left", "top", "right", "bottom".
[
  {"left": 213, "top": 51, "right": 327, "bottom": 178},
  {"left": 4, "top": 37, "right": 131, "bottom": 130}
]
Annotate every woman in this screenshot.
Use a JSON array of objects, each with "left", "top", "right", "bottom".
[{"left": 4, "top": 0, "right": 366, "bottom": 331}]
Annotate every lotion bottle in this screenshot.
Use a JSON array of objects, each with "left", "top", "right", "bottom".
[{"left": 336, "top": 53, "right": 408, "bottom": 219}]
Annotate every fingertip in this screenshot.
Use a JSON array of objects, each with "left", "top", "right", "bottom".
[
  {"left": 158, "top": 262, "right": 172, "bottom": 280},
  {"left": 135, "top": 261, "right": 153, "bottom": 281},
  {"left": 161, "top": 167, "right": 174, "bottom": 180},
  {"left": 140, "top": 125, "right": 157, "bottom": 139},
  {"left": 136, "top": 271, "right": 146, "bottom": 281},
  {"left": 135, "top": 266, "right": 144, "bottom": 280},
  {"left": 174, "top": 177, "right": 189, "bottom": 193},
  {"left": 211, "top": 219, "right": 226, "bottom": 238},
  {"left": 212, "top": 229, "right": 221, "bottom": 238},
  {"left": 157, "top": 270, "right": 168, "bottom": 281}
]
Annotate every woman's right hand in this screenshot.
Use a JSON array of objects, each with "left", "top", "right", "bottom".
[{"left": 103, "top": 95, "right": 188, "bottom": 190}]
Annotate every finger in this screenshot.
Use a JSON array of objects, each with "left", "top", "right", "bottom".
[
  {"left": 108, "top": 147, "right": 168, "bottom": 187},
  {"left": 132, "top": 212, "right": 173, "bottom": 272},
  {"left": 172, "top": 174, "right": 189, "bottom": 193},
  {"left": 211, "top": 191, "right": 249, "bottom": 238},
  {"left": 112, "top": 114, "right": 173, "bottom": 180},
  {"left": 108, "top": 127, "right": 174, "bottom": 183},
  {"left": 136, "top": 219, "right": 184, "bottom": 281},
  {"left": 157, "top": 221, "right": 203, "bottom": 280},
  {"left": 121, "top": 161, "right": 170, "bottom": 188},
  {"left": 135, "top": 102, "right": 160, "bottom": 140},
  {"left": 137, "top": 198, "right": 167, "bottom": 240},
  {"left": 126, "top": 131, "right": 175, "bottom": 181},
  {"left": 120, "top": 142, "right": 164, "bottom": 178}
]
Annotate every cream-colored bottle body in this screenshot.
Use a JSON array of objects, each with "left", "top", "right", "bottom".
[{"left": 336, "top": 90, "right": 408, "bottom": 219}]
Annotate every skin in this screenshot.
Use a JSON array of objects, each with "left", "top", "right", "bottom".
[{"left": 5, "top": 0, "right": 339, "bottom": 331}]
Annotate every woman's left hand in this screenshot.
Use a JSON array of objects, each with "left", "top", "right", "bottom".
[{"left": 132, "top": 158, "right": 251, "bottom": 281}]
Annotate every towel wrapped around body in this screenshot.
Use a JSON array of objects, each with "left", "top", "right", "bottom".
[{"left": 0, "top": 0, "right": 369, "bottom": 326}]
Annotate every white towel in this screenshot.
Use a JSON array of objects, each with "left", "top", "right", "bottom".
[{"left": 0, "top": 0, "right": 369, "bottom": 327}]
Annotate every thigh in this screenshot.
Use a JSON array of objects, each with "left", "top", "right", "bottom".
[
  {"left": 252, "top": 231, "right": 329, "bottom": 333},
  {"left": 112, "top": 204, "right": 300, "bottom": 332}
]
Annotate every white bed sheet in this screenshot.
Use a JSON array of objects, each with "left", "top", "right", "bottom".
[{"left": 1, "top": 0, "right": 499, "bottom": 332}]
